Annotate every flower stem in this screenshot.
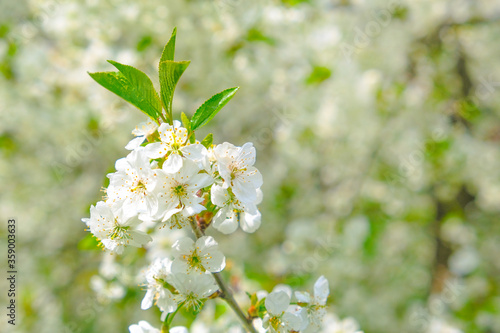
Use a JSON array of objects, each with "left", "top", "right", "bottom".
[
  {"left": 161, "top": 301, "right": 185, "bottom": 333},
  {"left": 188, "top": 218, "right": 257, "bottom": 333},
  {"left": 212, "top": 272, "right": 257, "bottom": 333}
]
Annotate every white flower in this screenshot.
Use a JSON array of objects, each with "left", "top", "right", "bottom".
[
  {"left": 141, "top": 258, "right": 177, "bottom": 314},
  {"left": 125, "top": 120, "right": 158, "bottom": 150},
  {"left": 82, "top": 201, "right": 151, "bottom": 254},
  {"left": 144, "top": 121, "right": 207, "bottom": 173},
  {"left": 170, "top": 272, "right": 219, "bottom": 310},
  {"left": 214, "top": 142, "right": 263, "bottom": 205},
  {"left": 211, "top": 184, "right": 262, "bottom": 234},
  {"left": 295, "top": 276, "right": 329, "bottom": 329},
  {"left": 320, "top": 314, "right": 363, "bottom": 333},
  {"left": 158, "top": 209, "right": 191, "bottom": 230},
  {"left": 90, "top": 275, "right": 125, "bottom": 302},
  {"left": 154, "top": 158, "right": 213, "bottom": 220},
  {"left": 263, "top": 290, "right": 306, "bottom": 333},
  {"left": 129, "top": 320, "right": 160, "bottom": 333},
  {"left": 106, "top": 148, "right": 158, "bottom": 219},
  {"left": 172, "top": 236, "right": 226, "bottom": 274}
]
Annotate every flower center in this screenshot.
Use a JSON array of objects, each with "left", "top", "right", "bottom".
[
  {"left": 131, "top": 180, "right": 147, "bottom": 194},
  {"left": 110, "top": 223, "right": 130, "bottom": 240},
  {"left": 187, "top": 250, "right": 203, "bottom": 270},
  {"left": 173, "top": 184, "right": 187, "bottom": 196},
  {"left": 184, "top": 293, "right": 202, "bottom": 310},
  {"left": 269, "top": 316, "right": 282, "bottom": 330}
]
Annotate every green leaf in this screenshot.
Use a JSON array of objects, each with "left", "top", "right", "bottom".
[
  {"left": 159, "top": 60, "right": 190, "bottom": 121},
  {"left": 191, "top": 87, "right": 239, "bottom": 131},
  {"left": 181, "top": 112, "right": 191, "bottom": 131},
  {"left": 160, "top": 27, "right": 177, "bottom": 62},
  {"left": 77, "top": 233, "right": 100, "bottom": 251},
  {"left": 88, "top": 60, "right": 162, "bottom": 120},
  {"left": 200, "top": 133, "right": 213, "bottom": 148},
  {"left": 246, "top": 28, "right": 276, "bottom": 45},
  {"left": 305, "top": 65, "right": 331, "bottom": 85}
]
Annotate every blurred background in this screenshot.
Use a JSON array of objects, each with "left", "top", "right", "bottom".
[{"left": 1, "top": 0, "right": 500, "bottom": 332}]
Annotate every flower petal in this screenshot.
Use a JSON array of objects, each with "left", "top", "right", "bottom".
[
  {"left": 212, "top": 209, "right": 238, "bottom": 234},
  {"left": 294, "top": 291, "right": 311, "bottom": 304},
  {"left": 314, "top": 275, "right": 329, "bottom": 305},
  {"left": 202, "top": 249, "right": 225, "bottom": 273},
  {"left": 181, "top": 144, "right": 206, "bottom": 162},
  {"left": 265, "top": 290, "right": 290, "bottom": 316},
  {"left": 241, "top": 210, "right": 261, "bottom": 233},
  {"left": 211, "top": 185, "right": 229, "bottom": 207},
  {"left": 141, "top": 289, "right": 154, "bottom": 309},
  {"left": 162, "top": 153, "right": 182, "bottom": 173},
  {"left": 172, "top": 237, "right": 195, "bottom": 256},
  {"left": 125, "top": 136, "right": 146, "bottom": 150},
  {"left": 144, "top": 142, "right": 166, "bottom": 159}
]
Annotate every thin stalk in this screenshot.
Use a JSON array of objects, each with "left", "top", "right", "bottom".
[
  {"left": 161, "top": 301, "right": 184, "bottom": 333},
  {"left": 188, "top": 218, "right": 257, "bottom": 333}
]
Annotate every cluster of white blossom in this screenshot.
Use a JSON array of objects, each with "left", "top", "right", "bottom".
[
  {"left": 82, "top": 119, "right": 263, "bottom": 253},
  {"left": 129, "top": 275, "right": 335, "bottom": 333},
  {"left": 82, "top": 118, "right": 337, "bottom": 332}
]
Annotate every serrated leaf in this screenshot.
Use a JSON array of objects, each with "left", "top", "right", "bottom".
[
  {"left": 160, "top": 27, "right": 177, "bottom": 63},
  {"left": 191, "top": 87, "right": 239, "bottom": 131},
  {"left": 201, "top": 133, "right": 213, "bottom": 149},
  {"left": 89, "top": 61, "right": 162, "bottom": 120},
  {"left": 159, "top": 60, "right": 190, "bottom": 120},
  {"left": 181, "top": 112, "right": 191, "bottom": 130}
]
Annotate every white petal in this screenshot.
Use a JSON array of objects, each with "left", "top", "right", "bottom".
[
  {"left": 265, "top": 290, "right": 290, "bottom": 316},
  {"left": 161, "top": 208, "right": 183, "bottom": 223},
  {"left": 202, "top": 249, "right": 225, "bottom": 273},
  {"left": 211, "top": 185, "right": 229, "bottom": 207},
  {"left": 241, "top": 210, "right": 261, "bottom": 233},
  {"left": 232, "top": 179, "right": 258, "bottom": 205},
  {"left": 171, "top": 259, "right": 191, "bottom": 274},
  {"left": 144, "top": 142, "right": 166, "bottom": 159},
  {"left": 283, "top": 310, "right": 304, "bottom": 331},
  {"left": 175, "top": 127, "right": 188, "bottom": 144},
  {"left": 114, "top": 157, "right": 129, "bottom": 172},
  {"left": 129, "top": 231, "right": 152, "bottom": 247},
  {"left": 170, "top": 327, "right": 188, "bottom": 333},
  {"left": 158, "top": 123, "right": 175, "bottom": 144},
  {"left": 181, "top": 144, "right": 206, "bottom": 161},
  {"left": 238, "top": 142, "right": 256, "bottom": 165},
  {"left": 172, "top": 237, "right": 195, "bottom": 256},
  {"left": 188, "top": 173, "right": 214, "bottom": 191},
  {"left": 141, "top": 289, "right": 154, "bottom": 309},
  {"left": 183, "top": 202, "right": 205, "bottom": 216},
  {"left": 162, "top": 153, "right": 183, "bottom": 173},
  {"left": 197, "top": 236, "right": 218, "bottom": 250},
  {"left": 125, "top": 136, "right": 146, "bottom": 150},
  {"left": 314, "top": 275, "right": 329, "bottom": 304},
  {"left": 157, "top": 288, "right": 177, "bottom": 313},
  {"left": 255, "top": 188, "right": 263, "bottom": 205},
  {"left": 212, "top": 209, "right": 238, "bottom": 234},
  {"left": 245, "top": 167, "right": 263, "bottom": 189},
  {"left": 178, "top": 158, "right": 200, "bottom": 178},
  {"left": 294, "top": 291, "right": 311, "bottom": 304}
]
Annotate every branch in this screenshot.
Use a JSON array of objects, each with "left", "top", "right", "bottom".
[{"left": 188, "top": 218, "right": 257, "bottom": 333}]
